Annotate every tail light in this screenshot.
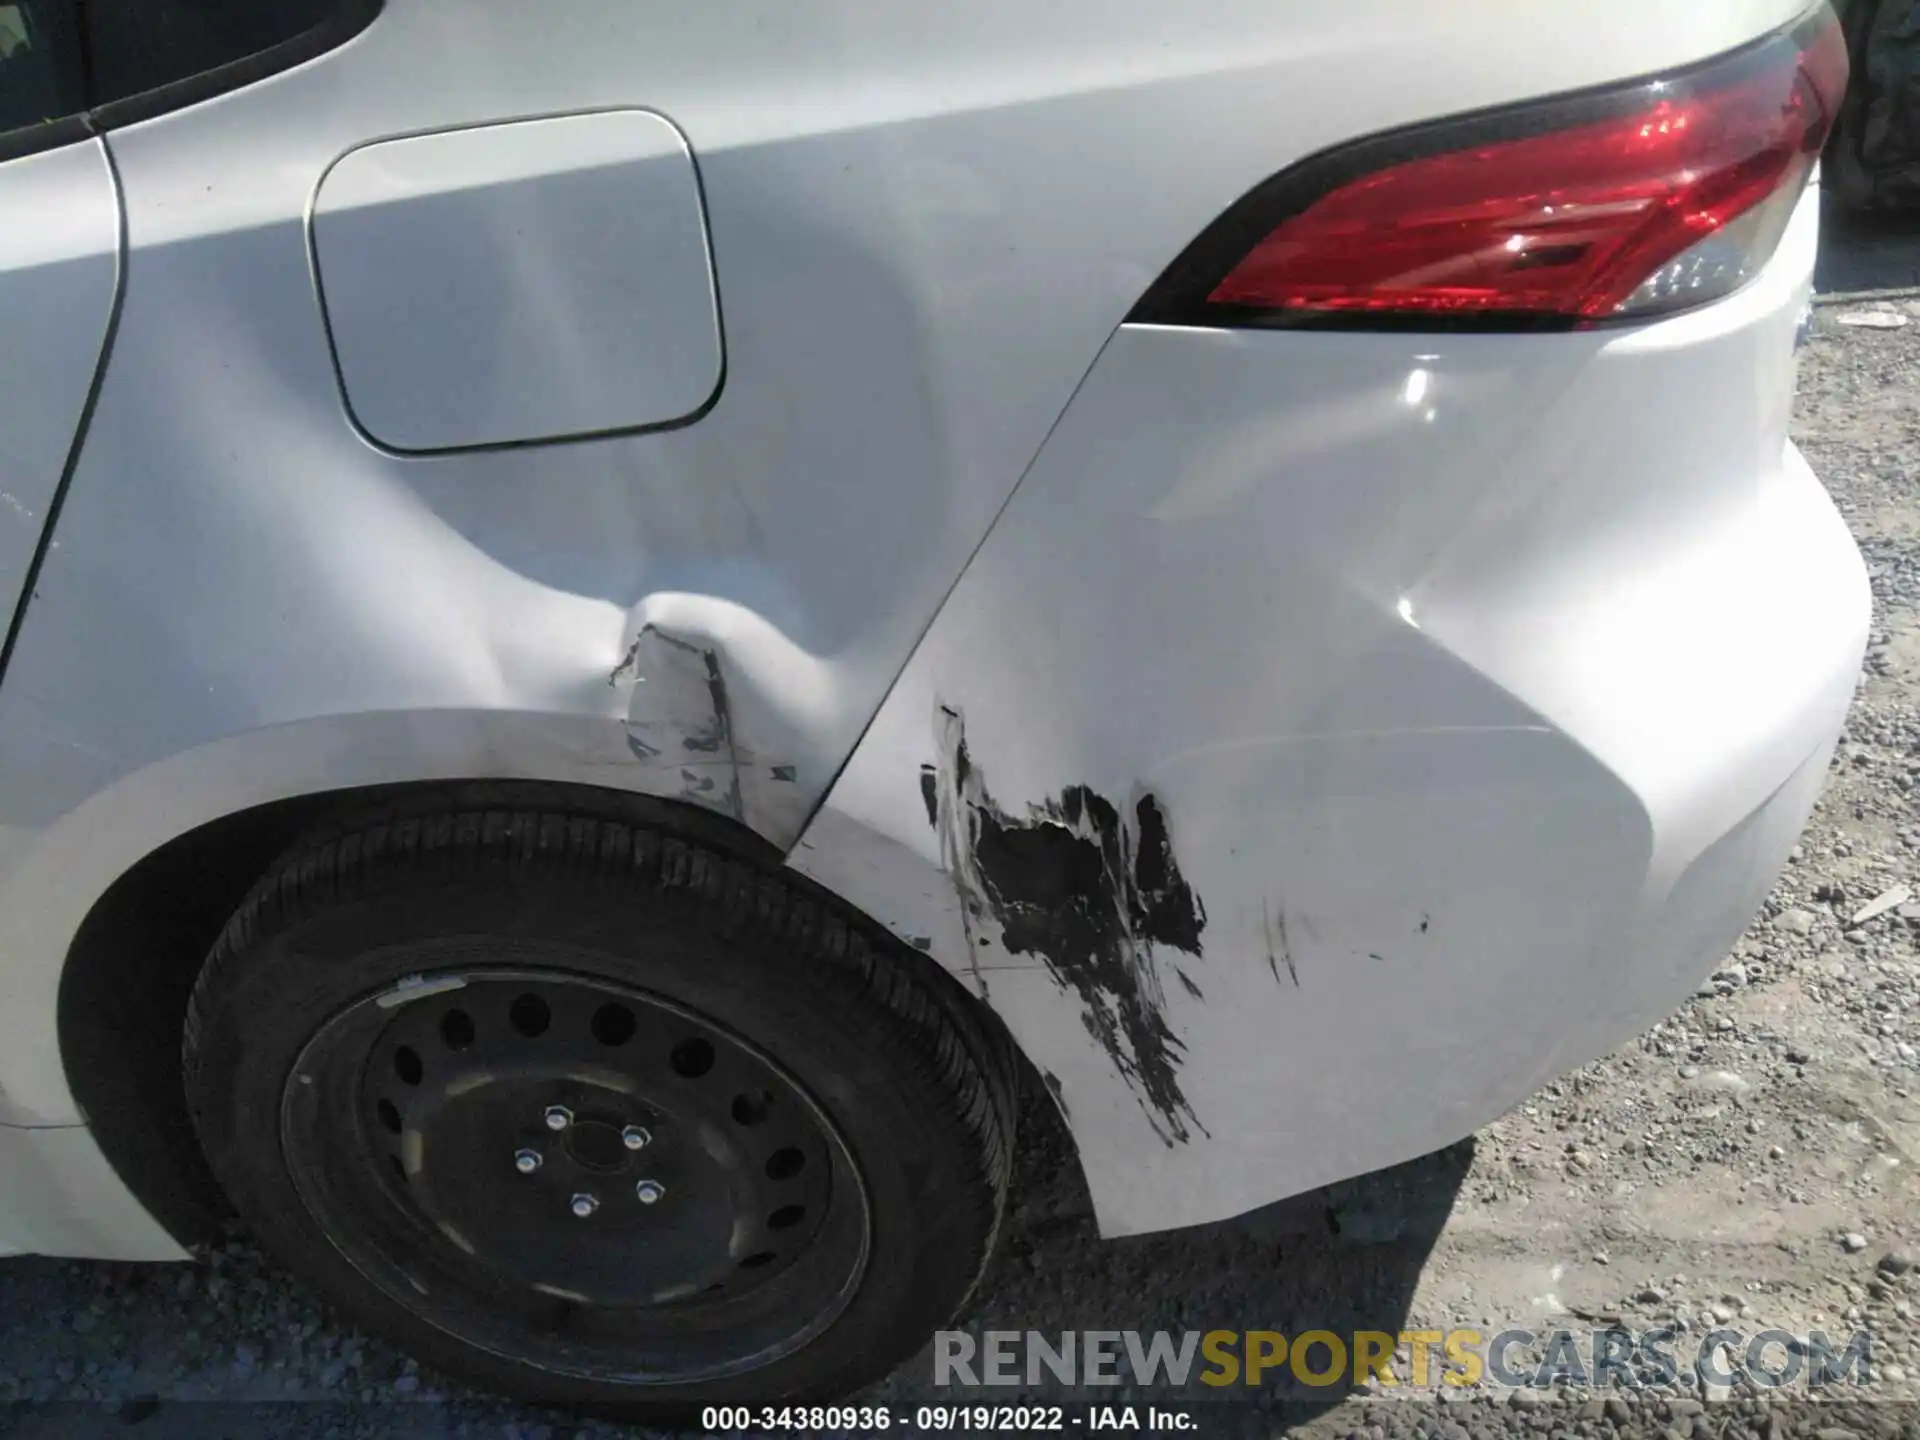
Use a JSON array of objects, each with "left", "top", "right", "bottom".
[{"left": 1130, "top": 8, "right": 1848, "bottom": 331}]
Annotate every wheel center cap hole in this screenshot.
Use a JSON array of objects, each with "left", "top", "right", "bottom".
[{"left": 565, "top": 1119, "right": 629, "bottom": 1172}]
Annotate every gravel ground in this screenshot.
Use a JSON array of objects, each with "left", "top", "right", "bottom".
[{"left": 5, "top": 224, "right": 1920, "bottom": 1440}]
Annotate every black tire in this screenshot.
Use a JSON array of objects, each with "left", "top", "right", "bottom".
[{"left": 182, "top": 798, "right": 1012, "bottom": 1418}]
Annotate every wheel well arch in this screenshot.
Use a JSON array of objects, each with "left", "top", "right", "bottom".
[{"left": 54, "top": 778, "right": 820, "bottom": 1252}]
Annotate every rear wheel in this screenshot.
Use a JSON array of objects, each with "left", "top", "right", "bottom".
[{"left": 183, "top": 802, "right": 1011, "bottom": 1416}]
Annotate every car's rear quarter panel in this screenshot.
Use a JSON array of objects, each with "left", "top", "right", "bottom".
[{"left": 803, "top": 183, "right": 1866, "bottom": 1235}]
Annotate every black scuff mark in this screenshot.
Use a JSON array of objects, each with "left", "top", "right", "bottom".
[
  {"left": 934, "top": 710, "right": 992, "bottom": 1004},
  {"left": 951, "top": 717, "right": 971, "bottom": 791},
  {"left": 607, "top": 634, "right": 643, "bottom": 687},
  {"left": 1174, "top": 967, "right": 1203, "bottom": 1001},
  {"left": 1419, "top": 913, "right": 1431, "bottom": 935},
  {"left": 616, "top": 625, "right": 755, "bottom": 827},
  {"left": 700, "top": 649, "right": 745, "bottom": 825},
  {"left": 1263, "top": 899, "right": 1300, "bottom": 989},
  {"left": 1368, "top": 953, "right": 1384, "bottom": 962},
  {"left": 931, "top": 705, "right": 1207, "bottom": 1146},
  {"left": 1132, "top": 795, "right": 1206, "bottom": 950},
  {"left": 919, "top": 764, "right": 939, "bottom": 828}
]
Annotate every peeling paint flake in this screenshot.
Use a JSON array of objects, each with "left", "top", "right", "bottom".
[{"left": 930, "top": 705, "right": 1208, "bottom": 1145}]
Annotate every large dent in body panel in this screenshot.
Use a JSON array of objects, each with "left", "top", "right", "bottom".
[
  {"left": 608, "top": 593, "right": 845, "bottom": 845},
  {"left": 0, "top": 562, "right": 841, "bottom": 1129}
]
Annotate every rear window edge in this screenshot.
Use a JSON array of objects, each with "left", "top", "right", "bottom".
[
  {"left": 87, "top": 0, "right": 383, "bottom": 134},
  {"left": 0, "top": 112, "right": 97, "bottom": 167}
]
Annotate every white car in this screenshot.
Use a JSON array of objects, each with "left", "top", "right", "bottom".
[{"left": 0, "top": 0, "right": 1866, "bottom": 1416}]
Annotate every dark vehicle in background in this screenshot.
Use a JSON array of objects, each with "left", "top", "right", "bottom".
[{"left": 1830, "top": 0, "right": 1920, "bottom": 210}]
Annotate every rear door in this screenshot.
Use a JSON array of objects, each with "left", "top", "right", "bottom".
[{"left": 0, "top": 1, "right": 120, "bottom": 638}]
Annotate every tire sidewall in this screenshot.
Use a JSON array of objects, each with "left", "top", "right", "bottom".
[{"left": 189, "top": 867, "right": 984, "bottom": 1412}]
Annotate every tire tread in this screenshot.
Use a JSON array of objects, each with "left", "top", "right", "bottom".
[{"left": 182, "top": 799, "right": 1013, "bottom": 1342}]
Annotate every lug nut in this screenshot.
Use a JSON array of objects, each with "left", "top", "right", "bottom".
[
  {"left": 621, "top": 1125, "right": 651, "bottom": 1151},
  {"left": 543, "top": 1105, "right": 572, "bottom": 1131},
  {"left": 570, "top": 1192, "right": 599, "bottom": 1218},
  {"left": 635, "top": 1179, "right": 665, "bottom": 1205},
  {"left": 513, "top": 1149, "right": 542, "bottom": 1174}
]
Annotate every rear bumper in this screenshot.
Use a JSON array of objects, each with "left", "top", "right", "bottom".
[{"left": 798, "top": 182, "right": 1869, "bottom": 1236}]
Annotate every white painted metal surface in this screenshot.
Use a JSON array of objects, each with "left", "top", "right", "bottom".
[
  {"left": 0, "top": 1124, "right": 182, "bottom": 1261},
  {"left": 797, "top": 185, "right": 1869, "bottom": 1235},
  {"left": 312, "top": 110, "right": 721, "bottom": 451},
  {"left": 0, "top": 139, "right": 118, "bottom": 625},
  {"left": 0, "top": 0, "right": 1850, "bottom": 1254}
]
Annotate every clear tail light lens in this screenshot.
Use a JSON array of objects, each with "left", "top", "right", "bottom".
[{"left": 1131, "top": 8, "right": 1847, "bottom": 330}]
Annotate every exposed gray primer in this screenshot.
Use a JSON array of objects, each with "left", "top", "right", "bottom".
[
  {"left": 614, "top": 625, "right": 744, "bottom": 822},
  {"left": 609, "top": 621, "right": 821, "bottom": 841},
  {"left": 929, "top": 705, "right": 1207, "bottom": 1145}
]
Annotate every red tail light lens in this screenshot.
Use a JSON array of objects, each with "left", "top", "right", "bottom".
[{"left": 1132, "top": 9, "right": 1847, "bottom": 330}]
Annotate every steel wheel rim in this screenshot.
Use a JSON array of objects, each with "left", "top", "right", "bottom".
[{"left": 279, "top": 960, "right": 870, "bottom": 1384}]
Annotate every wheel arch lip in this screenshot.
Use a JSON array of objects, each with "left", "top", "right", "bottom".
[
  {"left": 34, "top": 713, "right": 1004, "bottom": 1265},
  {"left": 14, "top": 706, "right": 788, "bottom": 1131}
]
